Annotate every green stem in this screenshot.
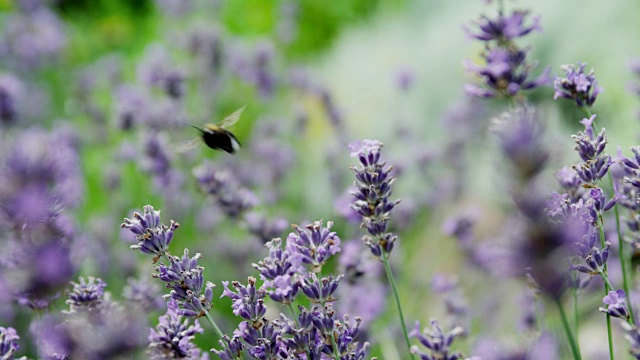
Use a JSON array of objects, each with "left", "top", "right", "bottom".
[
  {"left": 556, "top": 298, "right": 582, "bottom": 360},
  {"left": 571, "top": 274, "right": 581, "bottom": 355},
  {"left": 381, "top": 252, "right": 416, "bottom": 360},
  {"left": 287, "top": 303, "right": 299, "bottom": 327},
  {"left": 203, "top": 310, "right": 227, "bottom": 343},
  {"left": 610, "top": 173, "right": 635, "bottom": 323},
  {"left": 606, "top": 314, "right": 614, "bottom": 360},
  {"left": 331, "top": 333, "right": 342, "bottom": 359},
  {"left": 598, "top": 268, "right": 615, "bottom": 293},
  {"left": 596, "top": 217, "right": 615, "bottom": 360}
]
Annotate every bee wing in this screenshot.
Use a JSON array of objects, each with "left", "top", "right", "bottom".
[
  {"left": 218, "top": 105, "right": 246, "bottom": 129},
  {"left": 171, "top": 137, "right": 201, "bottom": 153}
]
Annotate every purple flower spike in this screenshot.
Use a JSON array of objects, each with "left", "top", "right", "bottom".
[
  {"left": 122, "top": 205, "right": 179, "bottom": 262},
  {"left": 464, "top": 43, "right": 549, "bottom": 99},
  {"left": 599, "top": 289, "right": 630, "bottom": 320},
  {"left": 554, "top": 62, "right": 603, "bottom": 108},
  {"left": 65, "top": 277, "right": 107, "bottom": 314},
  {"left": 286, "top": 220, "right": 341, "bottom": 272},
  {"left": 410, "top": 319, "right": 466, "bottom": 360},
  {"left": 465, "top": 10, "right": 541, "bottom": 42},
  {"left": 0, "top": 327, "right": 25, "bottom": 360},
  {"left": 148, "top": 298, "right": 206, "bottom": 359},
  {"left": 153, "top": 249, "right": 214, "bottom": 318},
  {"left": 570, "top": 115, "right": 611, "bottom": 187},
  {"left": 220, "top": 277, "right": 267, "bottom": 323},
  {"left": 349, "top": 139, "right": 400, "bottom": 257},
  {"left": 297, "top": 272, "right": 344, "bottom": 303}
]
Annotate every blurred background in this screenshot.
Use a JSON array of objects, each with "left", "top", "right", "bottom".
[{"left": 1, "top": 0, "right": 640, "bottom": 358}]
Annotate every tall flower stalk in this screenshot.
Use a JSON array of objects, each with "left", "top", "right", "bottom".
[{"left": 348, "top": 139, "right": 415, "bottom": 359}]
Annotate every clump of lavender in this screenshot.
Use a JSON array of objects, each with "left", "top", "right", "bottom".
[
  {"left": 554, "top": 62, "right": 603, "bottom": 109},
  {"left": 0, "top": 1, "right": 67, "bottom": 70},
  {"left": 464, "top": 8, "right": 549, "bottom": 100},
  {"left": 122, "top": 205, "right": 228, "bottom": 350},
  {"left": 148, "top": 298, "right": 206, "bottom": 359},
  {"left": 214, "top": 218, "right": 371, "bottom": 359},
  {"left": 37, "top": 276, "right": 148, "bottom": 358}
]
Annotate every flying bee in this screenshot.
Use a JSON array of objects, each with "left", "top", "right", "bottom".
[{"left": 176, "top": 106, "right": 246, "bottom": 154}]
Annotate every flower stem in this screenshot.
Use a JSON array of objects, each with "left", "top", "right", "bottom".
[
  {"left": 596, "top": 216, "right": 615, "bottom": 360},
  {"left": 203, "top": 309, "right": 227, "bottom": 343},
  {"left": 556, "top": 298, "right": 582, "bottom": 360},
  {"left": 381, "top": 251, "right": 416, "bottom": 360},
  {"left": 571, "top": 274, "right": 581, "bottom": 354},
  {"left": 610, "top": 174, "right": 635, "bottom": 324}
]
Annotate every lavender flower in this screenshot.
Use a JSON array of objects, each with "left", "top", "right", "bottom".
[
  {"left": 154, "top": 249, "right": 215, "bottom": 318},
  {"left": 220, "top": 277, "right": 266, "bottom": 323},
  {"left": 148, "top": 298, "right": 206, "bottom": 359},
  {"left": 297, "top": 272, "right": 343, "bottom": 303},
  {"left": 0, "top": 73, "right": 25, "bottom": 126},
  {"left": 571, "top": 241, "right": 610, "bottom": 275},
  {"left": 349, "top": 140, "right": 400, "bottom": 256},
  {"left": 122, "top": 205, "right": 179, "bottom": 263},
  {"left": 599, "top": 289, "right": 630, "bottom": 319},
  {"left": 234, "top": 320, "right": 284, "bottom": 359},
  {"left": 0, "top": 327, "right": 25, "bottom": 360},
  {"left": 244, "top": 212, "right": 288, "bottom": 244},
  {"left": 623, "top": 322, "right": 640, "bottom": 359},
  {"left": 122, "top": 277, "right": 165, "bottom": 312},
  {"left": 554, "top": 62, "right": 603, "bottom": 108},
  {"left": 0, "top": 3, "right": 66, "bottom": 70},
  {"left": 65, "top": 277, "right": 107, "bottom": 313},
  {"left": 253, "top": 238, "right": 301, "bottom": 304},
  {"left": 571, "top": 115, "right": 611, "bottom": 186},
  {"left": 464, "top": 9, "right": 549, "bottom": 99},
  {"left": 465, "top": 10, "right": 541, "bottom": 42},
  {"left": 492, "top": 108, "right": 549, "bottom": 180},
  {"left": 193, "top": 162, "right": 257, "bottom": 219},
  {"left": 211, "top": 335, "right": 244, "bottom": 360},
  {"left": 409, "top": 319, "right": 466, "bottom": 360},
  {"left": 286, "top": 220, "right": 341, "bottom": 272}
]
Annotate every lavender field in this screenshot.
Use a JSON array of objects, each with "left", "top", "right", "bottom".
[{"left": 1, "top": 0, "right": 640, "bottom": 359}]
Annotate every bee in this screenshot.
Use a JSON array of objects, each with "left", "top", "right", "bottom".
[{"left": 176, "top": 106, "right": 246, "bottom": 154}]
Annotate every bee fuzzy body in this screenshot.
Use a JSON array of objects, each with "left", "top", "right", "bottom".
[{"left": 201, "top": 124, "right": 241, "bottom": 153}]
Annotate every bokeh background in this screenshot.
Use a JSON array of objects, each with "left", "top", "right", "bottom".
[{"left": 1, "top": 0, "right": 640, "bottom": 358}]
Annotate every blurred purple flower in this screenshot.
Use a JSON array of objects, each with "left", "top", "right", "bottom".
[
  {"left": 148, "top": 298, "right": 206, "bottom": 359},
  {"left": 465, "top": 10, "right": 541, "bottom": 42},
  {"left": 0, "top": 326, "right": 26, "bottom": 360},
  {"left": 64, "top": 277, "right": 107, "bottom": 314},
  {"left": 122, "top": 276, "right": 165, "bottom": 312},
  {"left": 193, "top": 162, "right": 258, "bottom": 219},
  {"left": 410, "top": 319, "right": 466, "bottom": 360},
  {"left": 554, "top": 62, "right": 603, "bottom": 108},
  {"left": 0, "top": 3, "right": 66, "bottom": 70},
  {"left": 0, "top": 73, "right": 26, "bottom": 126},
  {"left": 465, "top": 47, "right": 550, "bottom": 99}
]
